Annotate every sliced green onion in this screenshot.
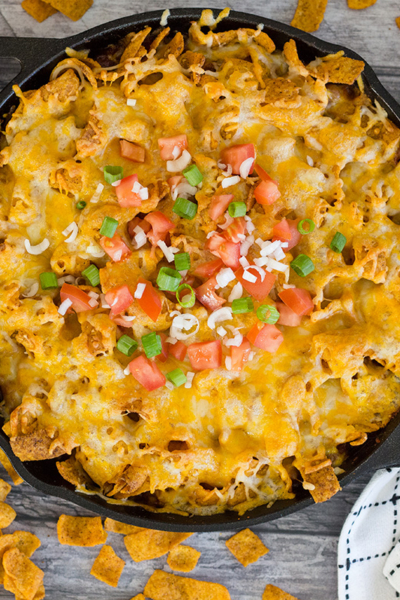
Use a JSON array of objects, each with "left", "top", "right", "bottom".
[
  {"left": 104, "top": 165, "right": 123, "bottom": 184},
  {"left": 330, "top": 231, "right": 346, "bottom": 253},
  {"left": 174, "top": 252, "right": 191, "bottom": 271},
  {"left": 76, "top": 201, "right": 86, "bottom": 210},
  {"left": 100, "top": 216, "right": 118, "bottom": 238},
  {"left": 82, "top": 264, "right": 100, "bottom": 287},
  {"left": 232, "top": 297, "right": 254, "bottom": 314},
  {"left": 39, "top": 272, "right": 58, "bottom": 290},
  {"left": 297, "top": 219, "right": 315, "bottom": 235},
  {"left": 257, "top": 304, "right": 280, "bottom": 324},
  {"left": 182, "top": 164, "right": 203, "bottom": 186},
  {"left": 173, "top": 197, "right": 198, "bottom": 220},
  {"left": 117, "top": 335, "right": 138, "bottom": 357},
  {"left": 157, "top": 267, "right": 182, "bottom": 292},
  {"left": 291, "top": 254, "right": 315, "bottom": 277},
  {"left": 228, "top": 202, "right": 247, "bottom": 218},
  {"left": 176, "top": 284, "right": 195, "bottom": 308},
  {"left": 166, "top": 368, "right": 187, "bottom": 388},
  {"left": 142, "top": 332, "right": 162, "bottom": 359}
]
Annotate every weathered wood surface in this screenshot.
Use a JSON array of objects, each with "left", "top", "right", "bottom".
[{"left": 0, "top": 1, "right": 399, "bottom": 599}]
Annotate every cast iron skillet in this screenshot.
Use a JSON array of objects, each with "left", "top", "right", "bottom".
[{"left": 0, "top": 8, "right": 400, "bottom": 532}]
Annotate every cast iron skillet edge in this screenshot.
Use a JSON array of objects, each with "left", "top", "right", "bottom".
[{"left": 0, "top": 8, "right": 399, "bottom": 532}]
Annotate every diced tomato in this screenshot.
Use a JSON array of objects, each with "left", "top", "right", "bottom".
[
  {"left": 120, "top": 140, "right": 145, "bottom": 163},
  {"left": 220, "top": 143, "right": 255, "bottom": 175},
  {"left": 115, "top": 174, "right": 142, "bottom": 208},
  {"left": 144, "top": 211, "right": 175, "bottom": 245},
  {"left": 272, "top": 219, "right": 292, "bottom": 241},
  {"left": 205, "top": 235, "right": 241, "bottom": 270},
  {"left": 209, "top": 194, "right": 234, "bottom": 221},
  {"left": 167, "top": 175, "right": 182, "bottom": 189},
  {"left": 193, "top": 258, "right": 223, "bottom": 280},
  {"left": 167, "top": 340, "right": 187, "bottom": 361},
  {"left": 246, "top": 323, "right": 284, "bottom": 353},
  {"left": 60, "top": 283, "right": 95, "bottom": 313},
  {"left": 100, "top": 234, "right": 131, "bottom": 262},
  {"left": 105, "top": 285, "right": 134, "bottom": 316},
  {"left": 254, "top": 164, "right": 274, "bottom": 182},
  {"left": 156, "top": 332, "right": 169, "bottom": 363},
  {"left": 278, "top": 287, "right": 314, "bottom": 316},
  {"left": 273, "top": 218, "right": 301, "bottom": 251},
  {"left": 128, "top": 216, "right": 151, "bottom": 238},
  {"left": 235, "top": 266, "right": 276, "bottom": 301},
  {"left": 129, "top": 355, "right": 166, "bottom": 391},
  {"left": 195, "top": 277, "right": 226, "bottom": 312},
  {"left": 224, "top": 217, "right": 247, "bottom": 243},
  {"left": 135, "top": 277, "right": 162, "bottom": 322},
  {"left": 230, "top": 339, "right": 251, "bottom": 371},
  {"left": 254, "top": 180, "right": 281, "bottom": 205},
  {"left": 276, "top": 301, "right": 303, "bottom": 326},
  {"left": 187, "top": 340, "right": 222, "bottom": 371},
  {"left": 112, "top": 315, "right": 134, "bottom": 328},
  {"left": 205, "top": 233, "right": 226, "bottom": 253},
  {"left": 158, "top": 134, "right": 188, "bottom": 161}
]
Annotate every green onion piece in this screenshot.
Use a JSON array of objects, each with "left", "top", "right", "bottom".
[
  {"left": 104, "top": 165, "right": 123, "bottom": 184},
  {"left": 228, "top": 202, "right": 247, "bottom": 218},
  {"left": 176, "top": 284, "right": 195, "bottom": 308},
  {"left": 231, "top": 297, "right": 254, "bottom": 314},
  {"left": 182, "top": 164, "right": 203, "bottom": 186},
  {"left": 297, "top": 219, "right": 315, "bottom": 235},
  {"left": 157, "top": 267, "right": 182, "bottom": 292},
  {"left": 82, "top": 264, "right": 100, "bottom": 287},
  {"left": 100, "top": 216, "right": 118, "bottom": 238},
  {"left": 142, "top": 332, "right": 162, "bottom": 359},
  {"left": 166, "top": 368, "right": 187, "bottom": 388},
  {"left": 173, "top": 197, "right": 198, "bottom": 220},
  {"left": 330, "top": 231, "right": 347, "bottom": 253},
  {"left": 174, "top": 252, "right": 191, "bottom": 272},
  {"left": 76, "top": 201, "right": 86, "bottom": 210},
  {"left": 257, "top": 304, "right": 280, "bottom": 324},
  {"left": 39, "top": 272, "right": 58, "bottom": 290},
  {"left": 117, "top": 335, "right": 138, "bottom": 357},
  {"left": 291, "top": 254, "right": 315, "bottom": 277}
]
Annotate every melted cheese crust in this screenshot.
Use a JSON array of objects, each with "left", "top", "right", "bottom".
[{"left": 1, "top": 12, "right": 400, "bottom": 515}]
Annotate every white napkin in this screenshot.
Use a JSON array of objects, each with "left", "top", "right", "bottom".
[{"left": 338, "top": 468, "right": 400, "bottom": 600}]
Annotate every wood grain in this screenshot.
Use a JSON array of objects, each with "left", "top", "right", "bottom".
[{"left": 0, "top": 1, "right": 399, "bottom": 599}]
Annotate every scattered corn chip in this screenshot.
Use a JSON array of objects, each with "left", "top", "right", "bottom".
[
  {"left": 144, "top": 570, "right": 231, "bottom": 600},
  {"left": 0, "top": 478, "right": 11, "bottom": 501},
  {"left": 262, "top": 584, "right": 300, "bottom": 600},
  {"left": 283, "top": 40, "right": 309, "bottom": 77},
  {"left": 348, "top": 0, "right": 377, "bottom": 8},
  {"left": 57, "top": 515, "right": 107, "bottom": 546},
  {"left": 396, "top": 16, "right": 400, "bottom": 28},
  {"left": 0, "top": 531, "right": 41, "bottom": 560},
  {"left": 3, "top": 548, "right": 44, "bottom": 600},
  {"left": 104, "top": 517, "right": 143, "bottom": 535},
  {"left": 124, "top": 529, "right": 192, "bottom": 562},
  {"left": 0, "top": 501, "right": 16, "bottom": 529},
  {"left": 291, "top": 0, "right": 328, "bottom": 32},
  {"left": 0, "top": 448, "right": 23, "bottom": 485},
  {"left": 304, "top": 464, "right": 341, "bottom": 502},
  {"left": 130, "top": 595, "right": 146, "bottom": 600},
  {"left": 90, "top": 545, "right": 125, "bottom": 587},
  {"left": 308, "top": 54, "right": 364, "bottom": 85},
  {"left": 167, "top": 545, "right": 201, "bottom": 572},
  {"left": 42, "top": 0, "right": 92, "bottom": 21},
  {"left": 21, "top": 0, "right": 57, "bottom": 22},
  {"left": 225, "top": 528, "right": 269, "bottom": 567}
]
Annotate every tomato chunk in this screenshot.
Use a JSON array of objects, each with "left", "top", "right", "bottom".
[
  {"left": 193, "top": 258, "right": 223, "bottom": 280},
  {"left": 273, "top": 218, "right": 301, "bottom": 251},
  {"left": 195, "top": 277, "right": 226, "bottom": 312},
  {"left": 209, "top": 194, "right": 234, "bottom": 221},
  {"left": 144, "top": 211, "right": 175, "bottom": 245},
  {"left": 128, "top": 216, "right": 151, "bottom": 238},
  {"left": 156, "top": 332, "right": 169, "bottom": 363},
  {"left": 254, "top": 180, "right": 281, "bottom": 205},
  {"left": 205, "top": 234, "right": 241, "bottom": 270},
  {"left": 60, "top": 283, "right": 95, "bottom": 313},
  {"left": 224, "top": 217, "right": 247, "bottom": 243},
  {"left": 158, "top": 134, "right": 188, "bottom": 161},
  {"left": 278, "top": 287, "right": 314, "bottom": 316},
  {"left": 120, "top": 140, "right": 145, "bottom": 163},
  {"left": 246, "top": 323, "right": 284, "bottom": 353},
  {"left": 129, "top": 355, "right": 166, "bottom": 391},
  {"left": 167, "top": 175, "right": 182, "bottom": 189},
  {"left": 135, "top": 277, "right": 162, "bottom": 322},
  {"left": 105, "top": 285, "right": 134, "bottom": 316},
  {"left": 115, "top": 174, "right": 142, "bottom": 208},
  {"left": 235, "top": 266, "right": 276, "bottom": 301},
  {"left": 100, "top": 234, "right": 131, "bottom": 262},
  {"left": 272, "top": 219, "right": 292, "bottom": 241},
  {"left": 231, "top": 339, "right": 251, "bottom": 371},
  {"left": 276, "top": 301, "right": 303, "bottom": 326},
  {"left": 187, "top": 340, "right": 222, "bottom": 371},
  {"left": 167, "top": 340, "right": 187, "bottom": 361},
  {"left": 220, "top": 143, "right": 255, "bottom": 175}
]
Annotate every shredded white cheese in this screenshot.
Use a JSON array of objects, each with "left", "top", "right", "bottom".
[{"left": 160, "top": 8, "right": 170, "bottom": 26}]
